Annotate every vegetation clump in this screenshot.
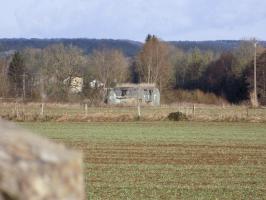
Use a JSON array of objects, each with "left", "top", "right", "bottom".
[
  {"left": 168, "top": 111, "right": 188, "bottom": 121},
  {"left": 1, "top": 37, "right": 266, "bottom": 105}
]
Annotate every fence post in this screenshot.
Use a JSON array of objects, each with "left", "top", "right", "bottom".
[
  {"left": 137, "top": 100, "right": 141, "bottom": 118},
  {"left": 192, "top": 104, "right": 196, "bottom": 118},
  {"left": 246, "top": 107, "right": 249, "bottom": 118},
  {"left": 85, "top": 103, "right": 88, "bottom": 116},
  {"left": 15, "top": 101, "right": 19, "bottom": 118},
  {"left": 40, "top": 103, "right": 44, "bottom": 117},
  {"left": 137, "top": 86, "right": 141, "bottom": 119}
]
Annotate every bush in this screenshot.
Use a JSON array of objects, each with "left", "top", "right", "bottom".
[
  {"left": 168, "top": 111, "right": 188, "bottom": 121},
  {"left": 162, "top": 89, "right": 227, "bottom": 105}
]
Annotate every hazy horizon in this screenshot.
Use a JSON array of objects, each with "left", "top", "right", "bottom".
[{"left": 0, "top": 37, "right": 264, "bottom": 43}]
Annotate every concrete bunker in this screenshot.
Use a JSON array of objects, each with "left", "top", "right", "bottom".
[{"left": 107, "top": 83, "right": 160, "bottom": 106}]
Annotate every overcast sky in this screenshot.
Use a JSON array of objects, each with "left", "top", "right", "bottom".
[{"left": 0, "top": 0, "right": 265, "bottom": 41}]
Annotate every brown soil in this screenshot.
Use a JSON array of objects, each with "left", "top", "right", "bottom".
[{"left": 57, "top": 140, "right": 266, "bottom": 165}]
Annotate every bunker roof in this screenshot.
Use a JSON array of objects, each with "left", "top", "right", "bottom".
[{"left": 116, "top": 83, "right": 157, "bottom": 89}]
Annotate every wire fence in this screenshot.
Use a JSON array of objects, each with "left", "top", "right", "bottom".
[{"left": 0, "top": 101, "right": 266, "bottom": 122}]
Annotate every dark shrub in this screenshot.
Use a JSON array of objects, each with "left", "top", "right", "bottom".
[{"left": 168, "top": 111, "right": 188, "bottom": 121}]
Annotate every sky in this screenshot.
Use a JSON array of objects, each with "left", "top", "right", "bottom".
[{"left": 0, "top": 0, "right": 266, "bottom": 41}]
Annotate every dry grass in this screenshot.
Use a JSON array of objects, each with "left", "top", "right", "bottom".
[
  {"left": 163, "top": 89, "right": 228, "bottom": 105},
  {"left": 1, "top": 102, "right": 266, "bottom": 122}
]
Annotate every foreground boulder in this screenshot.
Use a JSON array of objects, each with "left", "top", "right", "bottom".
[{"left": 0, "top": 120, "right": 84, "bottom": 200}]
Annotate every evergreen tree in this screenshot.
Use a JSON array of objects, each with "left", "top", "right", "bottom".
[{"left": 8, "top": 51, "right": 25, "bottom": 98}]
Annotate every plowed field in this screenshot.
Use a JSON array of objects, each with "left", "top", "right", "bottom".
[{"left": 22, "top": 122, "right": 266, "bottom": 199}]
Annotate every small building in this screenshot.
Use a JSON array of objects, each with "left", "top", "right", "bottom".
[
  {"left": 89, "top": 79, "right": 104, "bottom": 88},
  {"left": 64, "top": 77, "right": 83, "bottom": 93},
  {"left": 70, "top": 77, "right": 83, "bottom": 93},
  {"left": 107, "top": 83, "right": 160, "bottom": 106}
]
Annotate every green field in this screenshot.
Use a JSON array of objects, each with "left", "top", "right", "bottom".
[{"left": 20, "top": 122, "right": 266, "bottom": 200}]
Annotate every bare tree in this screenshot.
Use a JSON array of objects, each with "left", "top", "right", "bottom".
[
  {"left": 22, "top": 44, "right": 86, "bottom": 101},
  {"left": 136, "top": 35, "right": 171, "bottom": 91},
  {"left": 233, "top": 39, "right": 264, "bottom": 77},
  {"left": 21, "top": 48, "right": 43, "bottom": 100},
  {"left": 0, "top": 58, "right": 9, "bottom": 97},
  {"left": 44, "top": 44, "right": 87, "bottom": 101},
  {"left": 88, "top": 49, "right": 129, "bottom": 88}
]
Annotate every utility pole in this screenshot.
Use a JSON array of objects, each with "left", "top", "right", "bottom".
[
  {"left": 40, "top": 74, "right": 45, "bottom": 117},
  {"left": 263, "top": 71, "right": 266, "bottom": 99},
  {"left": 254, "top": 42, "right": 258, "bottom": 107},
  {"left": 22, "top": 73, "right": 26, "bottom": 101}
]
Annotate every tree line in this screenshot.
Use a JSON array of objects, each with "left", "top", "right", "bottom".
[{"left": 0, "top": 35, "right": 265, "bottom": 105}]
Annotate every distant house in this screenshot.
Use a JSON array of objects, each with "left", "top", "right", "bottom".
[
  {"left": 89, "top": 79, "right": 104, "bottom": 88},
  {"left": 107, "top": 83, "right": 160, "bottom": 106},
  {"left": 71, "top": 77, "right": 83, "bottom": 93},
  {"left": 64, "top": 77, "right": 83, "bottom": 93}
]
